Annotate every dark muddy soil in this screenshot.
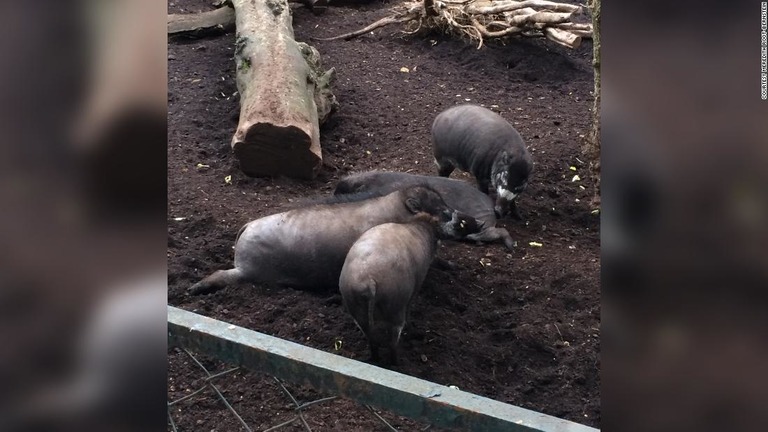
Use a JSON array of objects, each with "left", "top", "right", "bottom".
[{"left": 168, "top": 1, "right": 599, "bottom": 430}]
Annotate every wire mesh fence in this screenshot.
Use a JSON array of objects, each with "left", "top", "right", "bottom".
[
  {"left": 168, "top": 348, "right": 439, "bottom": 432},
  {"left": 168, "top": 305, "right": 599, "bottom": 432}
]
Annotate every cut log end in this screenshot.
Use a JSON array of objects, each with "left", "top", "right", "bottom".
[{"left": 233, "top": 124, "right": 321, "bottom": 179}]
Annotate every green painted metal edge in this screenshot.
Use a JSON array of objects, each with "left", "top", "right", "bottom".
[{"left": 168, "top": 306, "right": 599, "bottom": 432}]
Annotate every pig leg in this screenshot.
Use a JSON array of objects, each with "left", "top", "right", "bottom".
[
  {"left": 343, "top": 295, "right": 371, "bottom": 337},
  {"left": 431, "top": 256, "right": 456, "bottom": 270},
  {"left": 344, "top": 286, "right": 379, "bottom": 362},
  {"left": 349, "top": 312, "right": 379, "bottom": 362},
  {"left": 435, "top": 158, "right": 455, "bottom": 177},
  {"left": 369, "top": 345, "right": 380, "bottom": 363},
  {"left": 387, "top": 322, "right": 406, "bottom": 366},
  {"left": 354, "top": 319, "right": 380, "bottom": 363},
  {"left": 466, "top": 227, "right": 516, "bottom": 251},
  {"left": 188, "top": 268, "right": 244, "bottom": 295}
]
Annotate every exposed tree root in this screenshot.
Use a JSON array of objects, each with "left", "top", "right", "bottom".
[{"left": 315, "top": 0, "right": 592, "bottom": 49}]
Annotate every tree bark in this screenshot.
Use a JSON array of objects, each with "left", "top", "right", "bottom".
[
  {"left": 467, "top": 0, "right": 582, "bottom": 15},
  {"left": 167, "top": 5, "right": 235, "bottom": 36},
  {"left": 231, "top": 0, "right": 337, "bottom": 179},
  {"left": 585, "top": 0, "right": 601, "bottom": 203}
]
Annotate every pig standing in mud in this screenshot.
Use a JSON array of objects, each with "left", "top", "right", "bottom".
[
  {"left": 188, "top": 185, "right": 479, "bottom": 295},
  {"left": 335, "top": 171, "right": 516, "bottom": 250},
  {"left": 339, "top": 214, "right": 440, "bottom": 365},
  {"left": 432, "top": 104, "right": 533, "bottom": 219}
]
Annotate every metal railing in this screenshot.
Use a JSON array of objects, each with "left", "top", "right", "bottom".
[{"left": 168, "top": 306, "right": 598, "bottom": 432}]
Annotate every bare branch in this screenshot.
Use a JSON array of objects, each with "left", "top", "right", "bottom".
[{"left": 467, "top": 0, "right": 582, "bottom": 15}]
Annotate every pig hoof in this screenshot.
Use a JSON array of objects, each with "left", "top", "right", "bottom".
[
  {"left": 188, "top": 282, "right": 216, "bottom": 295},
  {"left": 324, "top": 294, "right": 343, "bottom": 306},
  {"left": 432, "top": 257, "right": 456, "bottom": 271}
]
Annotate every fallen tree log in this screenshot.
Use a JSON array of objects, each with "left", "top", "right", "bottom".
[
  {"left": 167, "top": 0, "right": 332, "bottom": 39},
  {"left": 167, "top": 4, "right": 235, "bottom": 37},
  {"left": 231, "top": 0, "right": 338, "bottom": 179}
]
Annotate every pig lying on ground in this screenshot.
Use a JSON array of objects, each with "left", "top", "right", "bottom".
[
  {"left": 335, "top": 171, "right": 516, "bottom": 250},
  {"left": 189, "top": 185, "right": 480, "bottom": 295}
]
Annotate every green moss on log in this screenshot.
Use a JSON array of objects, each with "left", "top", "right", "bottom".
[{"left": 297, "top": 42, "right": 338, "bottom": 124}]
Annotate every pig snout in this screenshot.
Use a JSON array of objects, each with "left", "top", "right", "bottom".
[
  {"left": 491, "top": 152, "right": 531, "bottom": 218},
  {"left": 494, "top": 179, "right": 527, "bottom": 219},
  {"left": 494, "top": 197, "right": 524, "bottom": 221},
  {"left": 494, "top": 200, "right": 509, "bottom": 219},
  {"left": 440, "top": 211, "right": 481, "bottom": 239},
  {"left": 440, "top": 209, "right": 453, "bottom": 222}
]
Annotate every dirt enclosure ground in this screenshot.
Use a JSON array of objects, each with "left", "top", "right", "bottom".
[{"left": 168, "top": 1, "right": 599, "bottom": 430}]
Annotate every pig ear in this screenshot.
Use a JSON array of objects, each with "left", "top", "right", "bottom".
[{"left": 405, "top": 197, "right": 422, "bottom": 213}]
